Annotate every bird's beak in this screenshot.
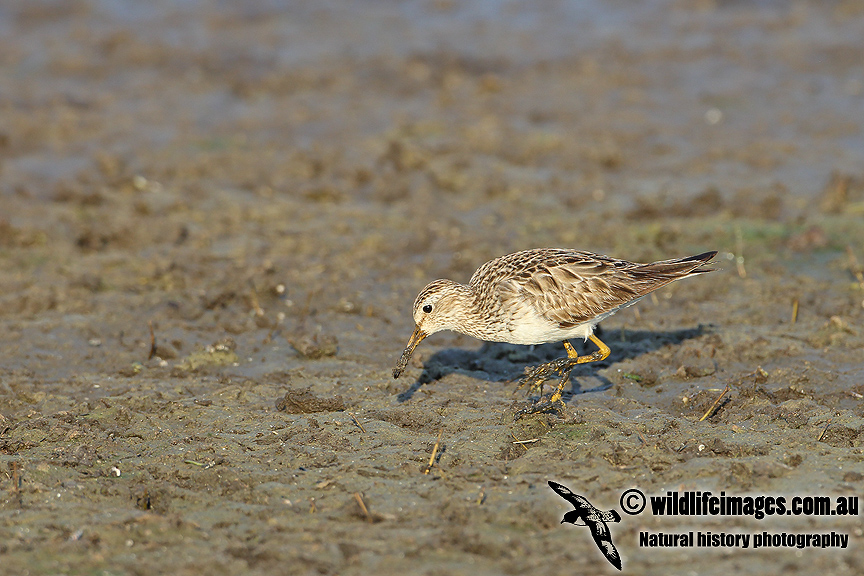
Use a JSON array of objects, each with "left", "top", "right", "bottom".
[{"left": 392, "top": 325, "right": 427, "bottom": 379}]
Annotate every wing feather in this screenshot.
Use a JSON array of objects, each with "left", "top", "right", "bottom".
[
  {"left": 518, "top": 261, "right": 641, "bottom": 328},
  {"left": 469, "top": 249, "right": 716, "bottom": 329},
  {"left": 476, "top": 249, "right": 715, "bottom": 328},
  {"left": 590, "top": 526, "right": 623, "bottom": 571}
]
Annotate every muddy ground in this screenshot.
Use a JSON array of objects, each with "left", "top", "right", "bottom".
[{"left": 1, "top": 1, "right": 864, "bottom": 574}]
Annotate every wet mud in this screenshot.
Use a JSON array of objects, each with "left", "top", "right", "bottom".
[{"left": 1, "top": 1, "right": 864, "bottom": 575}]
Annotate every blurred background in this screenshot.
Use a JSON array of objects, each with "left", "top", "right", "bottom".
[{"left": 1, "top": 1, "right": 863, "bottom": 575}]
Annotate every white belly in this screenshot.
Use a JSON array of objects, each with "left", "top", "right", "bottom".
[{"left": 496, "top": 317, "right": 595, "bottom": 345}]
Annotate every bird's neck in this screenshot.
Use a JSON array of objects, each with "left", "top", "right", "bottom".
[{"left": 445, "top": 283, "right": 494, "bottom": 339}]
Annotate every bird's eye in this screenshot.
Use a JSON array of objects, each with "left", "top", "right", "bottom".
[{"left": 422, "top": 304, "right": 432, "bottom": 313}]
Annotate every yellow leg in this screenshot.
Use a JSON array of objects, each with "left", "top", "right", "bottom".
[
  {"left": 514, "top": 334, "right": 613, "bottom": 419},
  {"left": 578, "top": 334, "right": 611, "bottom": 364},
  {"left": 549, "top": 334, "right": 611, "bottom": 404},
  {"left": 515, "top": 340, "right": 579, "bottom": 396}
]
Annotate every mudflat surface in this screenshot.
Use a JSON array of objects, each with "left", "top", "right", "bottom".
[{"left": 1, "top": 1, "right": 864, "bottom": 574}]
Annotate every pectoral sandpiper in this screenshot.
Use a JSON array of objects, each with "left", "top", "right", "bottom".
[{"left": 393, "top": 248, "right": 717, "bottom": 415}]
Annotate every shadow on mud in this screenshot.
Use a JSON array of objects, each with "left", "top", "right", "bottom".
[{"left": 396, "top": 325, "right": 712, "bottom": 403}]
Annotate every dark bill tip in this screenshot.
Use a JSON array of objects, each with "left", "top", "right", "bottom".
[{"left": 392, "top": 326, "right": 427, "bottom": 379}]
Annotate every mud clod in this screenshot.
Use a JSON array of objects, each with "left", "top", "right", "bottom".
[
  {"left": 275, "top": 388, "right": 346, "bottom": 414},
  {"left": 287, "top": 333, "right": 339, "bottom": 359}
]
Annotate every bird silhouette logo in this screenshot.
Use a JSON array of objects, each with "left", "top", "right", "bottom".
[{"left": 549, "top": 481, "right": 622, "bottom": 570}]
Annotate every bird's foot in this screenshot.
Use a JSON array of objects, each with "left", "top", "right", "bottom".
[
  {"left": 514, "top": 390, "right": 568, "bottom": 420},
  {"left": 513, "top": 357, "right": 574, "bottom": 397}
]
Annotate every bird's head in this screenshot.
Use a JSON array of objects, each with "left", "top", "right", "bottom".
[
  {"left": 392, "top": 279, "right": 472, "bottom": 378},
  {"left": 410, "top": 279, "right": 472, "bottom": 336},
  {"left": 561, "top": 510, "right": 584, "bottom": 525}
]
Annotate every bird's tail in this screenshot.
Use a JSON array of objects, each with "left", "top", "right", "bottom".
[
  {"left": 675, "top": 250, "right": 718, "bottom": 275},
  {"left": 642, "top": 250, "right": 718, "bottom": 278},
  {"left": 616, "top": 250, "right": 717, "bottom": 299}
]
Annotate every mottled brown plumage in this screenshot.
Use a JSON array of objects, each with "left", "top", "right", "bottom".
[{"left": 393, "top": 248, "right": 717, "bottom": 414}]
